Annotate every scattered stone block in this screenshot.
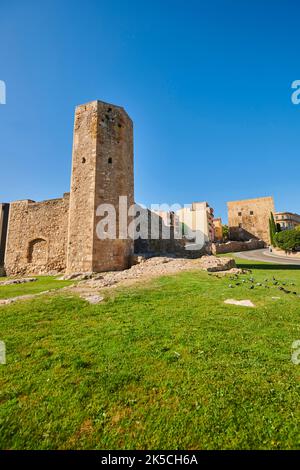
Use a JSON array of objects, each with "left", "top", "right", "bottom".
[
  {"left": 81, "top": 294, "right": 104, "bottom": 304},
  {"left": 224, "top": 299, "right": 255, "bottom": 308},
  {"left": 0, "top": 277, "right": 37, "bottom": 286}
]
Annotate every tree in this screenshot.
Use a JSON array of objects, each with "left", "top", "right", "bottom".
[
  {"left": 269, "top": 212, "right": 278, "bottom": 247},
  {"left": 274, "top": 229, "right": 300, "bottom": 252},
  {"left": 222, "top": 225, "right": 229, "bottom": 241}
]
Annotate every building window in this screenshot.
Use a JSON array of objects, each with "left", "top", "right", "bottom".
[
  {"left": 239, "top": 223, "right": 243, "bottom": 228},
  {"left": 238, "top": 212, "right": 242, "bottom": 216},
  {"left": 250, "top": 211, "right": 254, "bottom": 215},
  {"left": 108, "top": 157, "right": 112, "bottom": 164}
]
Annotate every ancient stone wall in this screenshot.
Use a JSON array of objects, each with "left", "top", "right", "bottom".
[
  {"left": 66, "top": 100, "right": 134, "bottom": 273},
  {"left": 5, "top": 194, "right": 69, "bottom": 276},
  {"left": 0, "top": 203, "right": 10, "bottom": 275},
  {"left": 212, "top": 238, "right": 265, "bottom": 254},
  {"left": 227, "top": 197, "right": 275, "bottom": 245}
]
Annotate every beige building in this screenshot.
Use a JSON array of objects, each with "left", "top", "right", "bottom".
[
  {"left": 227, "top": 196, "right": 275, "bottom": 245},
  {"left": 275, "top": 212, "right": 300, "bottom": 231},
  {"left": 2, "top": 100, "right": 134, "bottom": 276},
  {"left": 176, "top": 202, "right": 215, "bottom": 243},
  {"left": 213, "top": 218, "right": 223, "bottom": 241}
]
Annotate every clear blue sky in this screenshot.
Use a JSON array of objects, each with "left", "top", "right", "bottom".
[{"left": 1, "top": 0, "right": 299, "bottom": 222}]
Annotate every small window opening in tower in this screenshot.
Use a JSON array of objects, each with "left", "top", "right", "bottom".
[
  {"left": 108, "top": 157, "right": 112, "bottom": 164},
  {"left": 82, "top": 157, "right": 86, "bottom": 164}
]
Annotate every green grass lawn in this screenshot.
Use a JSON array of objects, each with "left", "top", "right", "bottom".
[
  {"left": 0, "top": 276, "right": 75, "bottom": 300},
  {"left": 0, "top": 258, "right": 300, "bottom": 449}
]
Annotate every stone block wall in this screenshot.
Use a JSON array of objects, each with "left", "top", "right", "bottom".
[
  {"left": 5, "top": 194, "right": 70, "bottom": 276},
  {"left": 0, "top": 203, "right": 9, "bottom": 276}
]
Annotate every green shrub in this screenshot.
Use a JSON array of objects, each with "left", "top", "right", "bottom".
[
  {"left": 222, "top": 224, "right": 229, "bottom": 240},
  {"left": 274, "top": 229, "right": 300, "bottom": 252}
]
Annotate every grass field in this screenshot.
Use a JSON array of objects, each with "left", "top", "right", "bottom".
[{"left": 0, "top": 257, "right": 300, "bottom": 449}]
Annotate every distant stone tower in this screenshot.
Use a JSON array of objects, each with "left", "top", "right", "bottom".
[{"left": 66, "top": 100, "right": 134, "bottom": 273}]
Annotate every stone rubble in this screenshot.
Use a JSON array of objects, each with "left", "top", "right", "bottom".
[
  {"left": 0, "top": 277, "right": 37, "bottom": 286},
  {"left": 198, "top": 256, "right": 236, "bottom": 272},
  {"left": 224, "top": 299, "right": 255, "bottom": 308},
  {"left": 80, "top": 294, "right": 104, "bottom": 305},
  {"left": 69, "top": 255, "right": 238, "bottom": 297}
]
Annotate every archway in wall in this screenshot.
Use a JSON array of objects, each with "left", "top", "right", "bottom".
[{"left": 27, "top": 238, "right": 48, "bottom": 267}]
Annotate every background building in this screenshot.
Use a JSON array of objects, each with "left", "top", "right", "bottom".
[
  {"left": 275, "top": 212, "right": 300, "bottom": 231},
  {"left": 176, "top": 202, "right": 215, "bottom": 244},
  {"left": 227, "top": 196, "right": 275, "bottom": 245}
]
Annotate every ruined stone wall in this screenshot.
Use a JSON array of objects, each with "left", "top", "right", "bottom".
[
  {"left": 212, "top": 238, "right": 265, "bottom": 254},
  {"left": 5, "top": 194, "right": 70, "bottom": 276},
  {"left": 66, "top": 100, "right": 134, "bottom": 274},
  {"left": 228, "top": 197, "right": 275, "bottom": 245}
]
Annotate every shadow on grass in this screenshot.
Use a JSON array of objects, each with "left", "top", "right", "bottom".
[{"left": 236, "top": 262, "right": 300, "bottom": 271}]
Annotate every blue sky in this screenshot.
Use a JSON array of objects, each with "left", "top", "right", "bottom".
[{"left": 0, "top": 0, "right": 299, "bottom": 222}]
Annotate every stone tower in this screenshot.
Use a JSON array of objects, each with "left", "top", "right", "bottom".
[{"left": 66, "top": 100, "right": 134, "bottom": 273}]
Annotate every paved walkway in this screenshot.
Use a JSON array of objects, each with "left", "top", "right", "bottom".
[{"left": 234, "top": 248, "right": 300, "bottom": 265}]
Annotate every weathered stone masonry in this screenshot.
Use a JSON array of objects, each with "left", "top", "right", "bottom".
[
  {"left": 2, "top": 100, "right": 134, "bottom": 276},
  {"left": 0, "top": 203, "right": 10, "bottom": 276},
  {"left": 5, "top": 194, "right": 70, "bottom": 276},
  {"left": 228, "top": 196, "right": 275, "bottom": 245},
  {"left": 67, "top": 100, "right": 134, "bottom": 274}
]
